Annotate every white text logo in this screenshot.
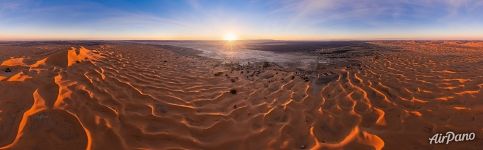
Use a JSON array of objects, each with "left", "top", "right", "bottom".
[{"left": 429, "top": 131, "right": 475, "bottom": 144}]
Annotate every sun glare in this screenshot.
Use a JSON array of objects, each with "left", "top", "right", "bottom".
[{"left": 223, "top": 33, "right": 238, "bottom": 41}]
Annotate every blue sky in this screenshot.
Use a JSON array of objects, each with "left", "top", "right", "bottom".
[{"left": 1, "top": 0, "right": 483, "bottom": 40}]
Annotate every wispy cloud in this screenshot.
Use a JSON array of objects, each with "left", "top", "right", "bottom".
[
  {"left": 269, "top": 0, "right": 482, "bottom": 24},
  {"left": 0, "top": 0, "right": 30, "bottom": 17},
  {"left": 100, "top": 12, "right": 189, "bottom": 29}
]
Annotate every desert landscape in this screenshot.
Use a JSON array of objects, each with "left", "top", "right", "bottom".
[
  {"left": 1, "top": 0, "right": 483, "bottom": 149},
  {"left": 0, "top": 40, "right": 481, "bottom": 149}
]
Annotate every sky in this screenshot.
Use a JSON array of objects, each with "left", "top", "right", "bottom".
[{"left": 1, "top": 0, "right": 483, "bottom": 40}]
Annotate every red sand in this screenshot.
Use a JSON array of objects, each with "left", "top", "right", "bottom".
[{"left": 0, "top": 41, "right": 481, "bottom": 149}]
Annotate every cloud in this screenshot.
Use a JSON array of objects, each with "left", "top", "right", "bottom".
[
  {"left": 185, "top": 0, "right": 202, "bottom": 10},
  {"left": 267, "top": 0, "right": 483, "bottom": 28},
  {"left": 98, "top": 12, "right": 191, "bottom": 31},
  {"left": 0, "top": 0, "right": 30, "bottom": 16},
  {"left": 0, "top": 0, "right": 24, "bottom": 9}
]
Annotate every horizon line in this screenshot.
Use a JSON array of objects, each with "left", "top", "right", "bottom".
[{"left": 1, "top": 39, "right": 483, "bottom": 42}]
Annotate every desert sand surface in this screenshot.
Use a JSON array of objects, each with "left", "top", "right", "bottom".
[{"left": 0, "top": 41, "right": 482, "bottom": 150}]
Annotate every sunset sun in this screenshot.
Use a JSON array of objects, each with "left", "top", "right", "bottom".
[{"left": 223, "top": 33, "right": 238, "bottom": 41}]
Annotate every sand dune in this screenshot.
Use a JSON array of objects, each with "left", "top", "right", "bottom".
[{"left": 0, "top": 41, "right": 481, "bottom": 149}]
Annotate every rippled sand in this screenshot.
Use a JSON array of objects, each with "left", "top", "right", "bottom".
[{"left": 0, "top": 41, "right": 481, "bottom": 149}]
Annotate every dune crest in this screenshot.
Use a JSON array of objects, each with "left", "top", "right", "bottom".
[
  {"left": 67, "top": 47, "right": 101, "bottom": 67},
  {"left": 0, "top": 89, "right": 47, "bottom": 149},
  {"left": 29, "top": 58, "right": 48, "bottom": 68},
  {"left": 6, "top": 72, "right": 32, "bottom": 82},
  {"left": 0, "top": 57, "right": 26, "bottom": 67}
]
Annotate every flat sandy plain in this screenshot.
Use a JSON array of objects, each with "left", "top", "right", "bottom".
[{"left": 0, "top": 41, "right": 481, "bottom": 150}]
